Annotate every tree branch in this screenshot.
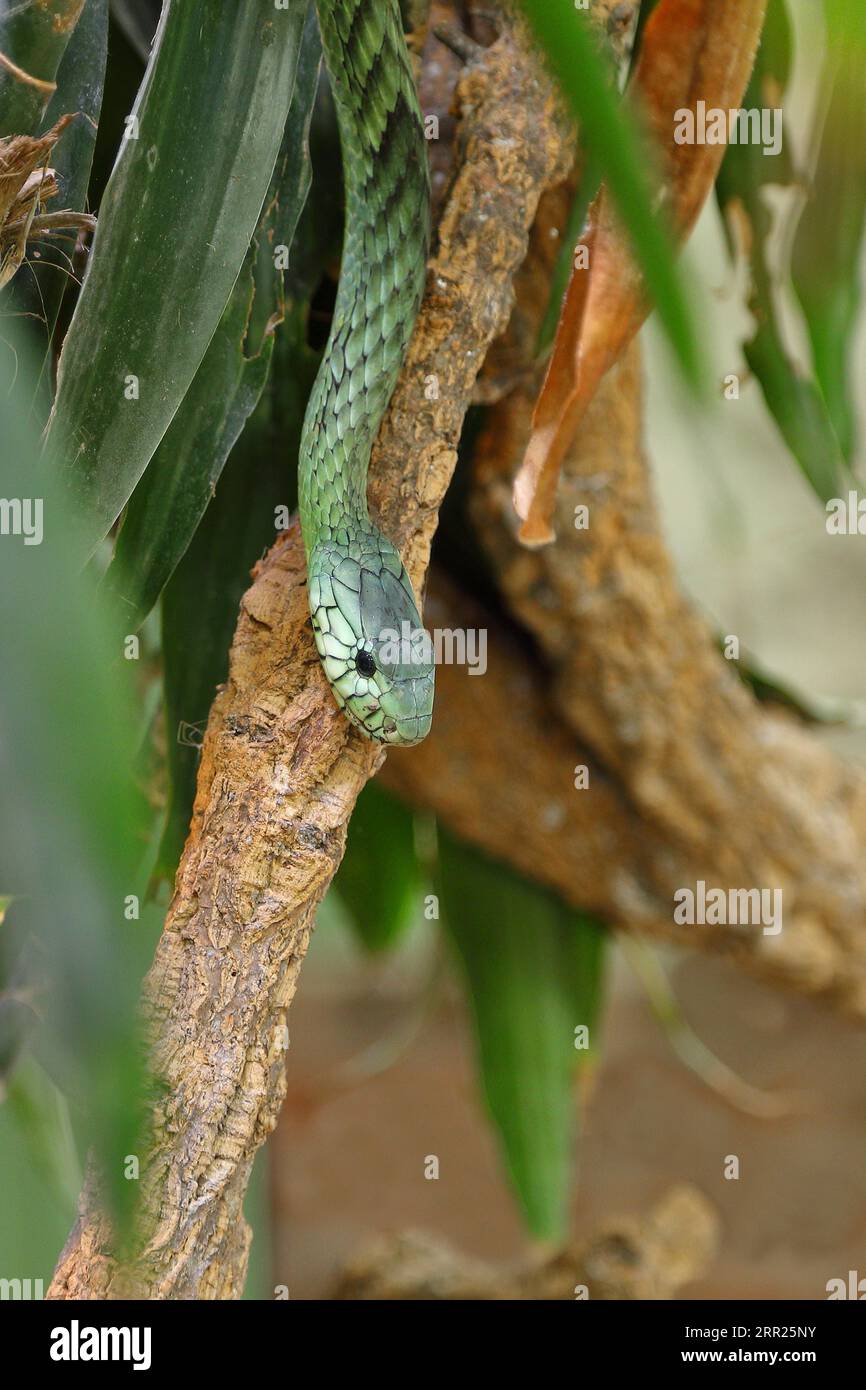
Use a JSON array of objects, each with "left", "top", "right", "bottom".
[
  {"left": 331, "top": 1185, "right": 720, "bottom": 1299},
  {"left": 383, "top": 547, "right": 866, "bottom": 1013},
  {"left": 464, "top": 161, "right": 866, "bottom": 1013}
]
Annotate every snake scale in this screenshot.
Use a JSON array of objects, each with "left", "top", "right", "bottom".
[{"left": 299, "top": 0, "right": 435, "bottom": 745}]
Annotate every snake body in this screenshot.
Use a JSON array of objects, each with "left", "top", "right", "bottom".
[{"left": 299, "top": 0, "right": 434, "bottom": 745}]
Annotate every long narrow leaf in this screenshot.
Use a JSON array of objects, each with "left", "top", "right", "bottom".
[
  {"left": 791, "top": 0, "right": 866, "bottom": 464},
  {"left": 717, "top": 0, "right": 847, "bottom": 502},
  {"left": 102, "top": 4, "right": 321, "bottom": 632},
  {"left": 438, "top": 828, "right": 607, "bottom": 1241},
  {"left": 46, "top": 0, "right": 308, "bottom": 562},
  {"left": 0, "top": 333, "right": 153, "bottom": 1227},
  {"left": 334, "top": 783, "right": 422, "bottom": 953},
  {"left": 0, "top": 0, "right": 86, "bottom": 137},
  {"left": 16, "top": 0, "right": 108, "bottom": 418},
  {"left": 102, "top": 249, "right": 274, "bottom": 632},
  {"left": 41, "top": 0, "right": 107, "bottom": 250}
]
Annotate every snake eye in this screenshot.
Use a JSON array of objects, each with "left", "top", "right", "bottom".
[{"left": 355, "top": 649, "right": 376, "bottom": 677}]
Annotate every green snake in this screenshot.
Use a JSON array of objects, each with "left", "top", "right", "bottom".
[{"left": 299, "top": 0, "right": 434, "bottom": 745}]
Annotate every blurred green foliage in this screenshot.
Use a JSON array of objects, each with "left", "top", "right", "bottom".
[
  {"left": 717, "top": 0, "right": 849, "bottom": 502},
  {"left": 0, "top": 330, "right": 156, "bottom": 1238},
  {"left": 792, "top": 0, "right": 866, "bottom": 465},
  {"left": 333, "top": 782, "right": 424, "bottom": 953}
]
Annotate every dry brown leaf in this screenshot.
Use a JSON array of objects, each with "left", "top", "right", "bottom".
[
  {"left": 0, "top": 114, "right": 78, "bottom": 288},
  {"left": 0, "top": 115, "right": 73, "bottom": 222},
  {"left": 513, "top": 0, "right": 768, "bottom": 546}
]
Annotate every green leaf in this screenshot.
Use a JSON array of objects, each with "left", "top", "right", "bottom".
[
  {"left": 716, "top": 0, "right": 847, "bottom": 503},
  {"left": 791, "top": 0, "right": 866, "bottom": 464},
  {"left": 102, "top": 4, "right": 321, "bottom": 632},
  {"left": 561, "top": 904, "right": 607, "bottom": 1050},
  {"left": 42, "top": 0, "right": 108, "bottom": 248},
  {"left": 438, "top": 827, "right": 607, "bottom": 1240},
  {"left": 14, "top": 0, "right": 109, "bottom": 420},
  {"left": 743, "top": 322, "right": 846, "bottom": 503},
  {"left": 0, "top": 993, "right": 35, "bottom": 1084},
  {"left": 0, "top": 332, "right": 154, "bottom": 1229},
  {"left": 154, "top": 58, "right": 341, "bottom": 887},
  {"left": 101, "top": 248, "right": 274, "bottom": 631},
  {"left": 333, "top": 782, "right": 422, "bottom": 953},
  {"left": 4, "top": 1056, "right": 82, "bottom": 1210},
  {"left": 519, "top": 0, "right": 700, "bottom": 389},
  {"left": 154, "top": 391, "right": 295, "bottom": 886},
  {"left": 46, "top": 0, "right": 310, "bottom": 562},
  {"left": 263, "top": 1, "right": 323, "bottom": 276},
  {"left": 0, "top": 0, "right": 87, "bottom": 137},
  {"left": 0, "top": 1055, "right": 78, "bottom": 1286},
  {"left": 155, "top": 315, "right": 320, "bottom": 885}
]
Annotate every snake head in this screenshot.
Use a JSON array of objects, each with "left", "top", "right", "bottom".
[{"left": 308, "top": 535, "right": 435, "bottom": 746}]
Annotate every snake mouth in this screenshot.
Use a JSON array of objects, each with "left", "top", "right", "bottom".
[{"left": 344, "top": 700, "right": 432, "bottom": 746}]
